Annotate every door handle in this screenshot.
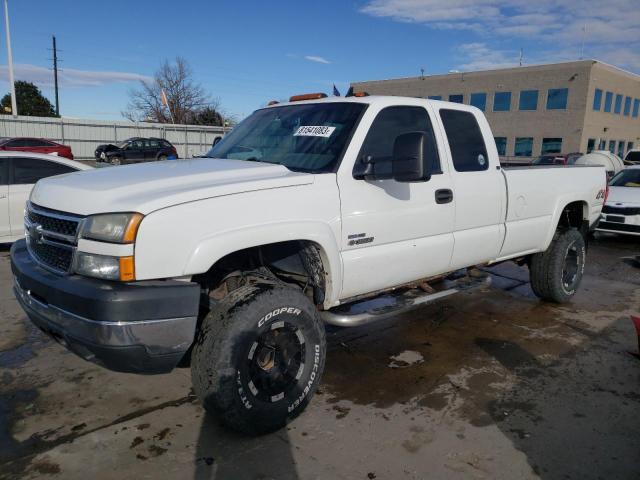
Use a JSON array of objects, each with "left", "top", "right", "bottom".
[{"left": 435, "top": 189, "right": 453, "bottom": 204}]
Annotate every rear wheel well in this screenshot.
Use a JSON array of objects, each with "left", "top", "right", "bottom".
[{"left": 558, "top": 201, "right": 589, "bottom": 236}]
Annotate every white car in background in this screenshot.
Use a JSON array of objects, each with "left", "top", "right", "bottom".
[
  {"left": 597, "top": 165, "right": 640, "bottom": 236},
  {"left": 0, "top": 152, "right": 92, "bottom": 243}
]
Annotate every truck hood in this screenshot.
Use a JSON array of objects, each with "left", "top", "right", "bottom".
[
  {"left": 606, "top": 186, "right": 640, "bottom": 207},
  {"left": 30, "top": 158, "right": 314, "bottom": 215}
]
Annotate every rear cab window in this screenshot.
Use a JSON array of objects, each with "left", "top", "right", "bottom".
[{"left": 439, "top": 109, "right": 489, "bottom": 172}]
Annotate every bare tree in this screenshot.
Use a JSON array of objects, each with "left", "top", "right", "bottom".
[{"left": 123, "top": 57, "right": 221, "bottom": 124}]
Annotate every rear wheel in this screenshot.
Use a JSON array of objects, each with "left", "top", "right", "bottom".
[
  {"left": 191, "top": 282, "right": 326, "bottom": 435},
  {"left": 157, "top": 154, "right": 168, "bottom": 161},
  {"left": 529, "top": 228, "right": 586, "bottom": 303}
]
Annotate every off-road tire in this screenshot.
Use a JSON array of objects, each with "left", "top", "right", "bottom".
[
  {"left": 191, "top": 282, "right": 326, "bottom": 435},
  {"left": 529, "top": 228, "right": 586, "bottom": 303}
]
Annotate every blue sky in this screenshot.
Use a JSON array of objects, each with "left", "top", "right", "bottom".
[{"left": 1, "top": 0, "right": 638, "bottom": 121}]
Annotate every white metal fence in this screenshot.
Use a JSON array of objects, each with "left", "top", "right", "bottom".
[{"left": 0, "top": 115, "right": 227, "bottom": 160}]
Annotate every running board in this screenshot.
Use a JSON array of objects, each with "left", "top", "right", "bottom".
[{"left": 320, "top": 289, "right": 458, "bottom": 327}]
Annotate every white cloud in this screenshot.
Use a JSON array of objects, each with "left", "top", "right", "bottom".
[
  {"left": 0, "top": 63, "right": 150, "bottom": 88},
  {"left": 360, "top": 0, "right": 640, "bottom": 72},
  {"left": 303, "top": 55, "right": 331, "bottom": 64}
]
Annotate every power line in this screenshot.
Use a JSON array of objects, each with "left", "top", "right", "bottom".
[{"left": 52, "top": 35, "right": 60, "bottom": 116}]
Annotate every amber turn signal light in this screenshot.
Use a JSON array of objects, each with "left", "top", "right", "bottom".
[
  {"left": 119, "top": 256, "right": 135, "bottom": 281},
  {"left": 123, "top": 213, "right": 144, "bottom": 243}
]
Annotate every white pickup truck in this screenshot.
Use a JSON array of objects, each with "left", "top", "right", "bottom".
[{"left": 11, "top": 94, "right": 607, "bottom": 434}]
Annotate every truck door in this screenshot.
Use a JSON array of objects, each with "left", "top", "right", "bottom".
[
  {"left": 337, "top": 105, "right": 455, "bottom": 300},
  {"left": 0, "top": 158, "right": 9, "bottom": 239},
  {"left": 437, "top": 108, "right": 505, "bottom": 269}
]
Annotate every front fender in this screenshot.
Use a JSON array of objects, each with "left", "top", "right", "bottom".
[{"left": 184, "top": 221, "right": 343, "bottom": 306}]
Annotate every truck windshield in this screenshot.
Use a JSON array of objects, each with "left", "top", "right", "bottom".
[{"left": 204, "top": 102, "right": 366, "bottom": 173}]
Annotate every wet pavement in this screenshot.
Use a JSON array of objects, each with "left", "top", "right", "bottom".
[{"left": 1, "top": 234, "right": 639, "bottom": 480}]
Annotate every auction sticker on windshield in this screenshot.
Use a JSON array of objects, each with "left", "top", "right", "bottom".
[{"left": 294, "top": 125, "right": 336, "bottom": 138}]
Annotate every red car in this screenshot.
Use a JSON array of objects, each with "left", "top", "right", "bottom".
[{"left": 0, "top": 137, "right": 74, "bottom": 160}]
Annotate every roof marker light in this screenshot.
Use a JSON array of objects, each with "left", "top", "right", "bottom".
[{"left": 289, "top": 93, "right": 328, "bottom": 102}]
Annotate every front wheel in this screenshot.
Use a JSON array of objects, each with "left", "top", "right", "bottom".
[
  {"left": 110, "top": 156, "right": 122, "bottom": 166},
  {"left": 529, "top": 228, "right": 586, "bottom": 303},
  {"left": 191, "top": 283, "right": 326, "bottom": 435}
]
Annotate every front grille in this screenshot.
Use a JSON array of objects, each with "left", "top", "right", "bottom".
[
  {"left": 25, "top": 203, "right": 83, "bottom": 274},
  {"left": 29, "top": 239, "right": 75, "bottom": 272},
  {"left": 598, "top": 221, "right": 640, "bottom": 234},
  {"left": 27, "top": 208, "right": 80, "bottom": 237},
  {"left": 602, "top": 205, "right": 640, "bottom": 216}
]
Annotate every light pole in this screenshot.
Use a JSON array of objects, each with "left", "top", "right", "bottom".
[{"left": 3, "top": 0, "right": 17, "bottom": 116}]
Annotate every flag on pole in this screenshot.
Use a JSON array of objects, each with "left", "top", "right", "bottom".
[
  {"left": 161, "top": 89, "right": 169, "bottom": 107},
  {"left": 332, "top": 84, "right": 341, "bottom": 96}
]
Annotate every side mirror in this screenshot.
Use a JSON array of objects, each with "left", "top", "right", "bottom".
[{"left": 392, "top": 132, "right": 430, "bottom": 182}]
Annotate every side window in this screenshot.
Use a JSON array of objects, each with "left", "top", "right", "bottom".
[
  {"left": 149, "top": 139, "right": 160, "bottom": 148},
  {"left": 11, "top": 158, "right": 75, "bottom": 184},
  {"left": 0, "top": 158, "right": 8, "bottom": 185},
  {"left": 133, "top": 140, "right": 145, "bottom": 149},
  {"left": 24, "top": 139, "right": 50, "bottom": 147},
  {"left": 439, "top": 109, "right": 489, "bottom": 172},
  {"left": 357, "top": 106, "right": 441, "bottom": 177},
  {"left": 5, "top": 139, "right": 27, "bottom": 148}
]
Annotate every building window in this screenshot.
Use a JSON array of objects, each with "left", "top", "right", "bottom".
[
  {"left": 519, "top": 90, "right": 539, "bottom": 111},
  {"left": 493, "top": 92, "right": 511, "bottom": 111},
  {"left": 599, "top": 139, "right": 606, "bottom": 150},
  {"left": 428, "top": 95, "right": 442, "bottom": 100},
  {"left": 614, "top": 94, "right": 622, "bottom": 114},
  {"left": 515, "top": 137, "right": 533, "bottom": 156},
  {"left": 624, "top": 96, "right": 632, "bottom": 116},
  {"left": 627, "top": 141, "right": 634, "bottom": 152},
  {"left": 494, "top": 137, "right": 507, "bottom": 156},
  {"left": 593, "top": 89, "right": 602, "bottom": 111},
  {"left": 587, "top": 139, "right": 595, "bottom": 153},
  {"left": 449, "top": 94, "right": 463, "bottom": 103},
  {"left": 633, "top": 99, "right": 640, "bottom": 118},
  {"left": 608, "top": 140, "right": 616, "bottom": 154},
  {"left": 541, "top": 138, "right": 562, "bottom": 154},
  {"left": 604, "top": 92, "right": 613, "bottom": 112},
  {"left": 547, "top": 88, "right": 568, "bottom": 110},
  {"left": 470, "top": 93, "right": 487, "bottom": 111},
  {"left": 618, "top": 141, "right": 625, "bottom": 158}
]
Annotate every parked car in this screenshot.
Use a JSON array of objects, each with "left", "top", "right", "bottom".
[
  {"left": 11, "top": 94, "right": 607, "bottom": 436},
  {"left": 0, "top": 152, "right": 92, "bottom": 243},
  {"left": 597, "top": 165, "right": 640, "bottom": 236},
  {"left": 95, "top": 137, "right": 178, "bottom": 165},
  {"left": 0, "top": 137, "right": 74, "bottom": 159},
  {"left": 575, "top": 150, "right": 624, "bottom": 178},
  {"left": 624, "top": 148, "right": 640, "bottom": 165},
  {"left": 531, "top": 152, "right": 583, "bottom": 165}
]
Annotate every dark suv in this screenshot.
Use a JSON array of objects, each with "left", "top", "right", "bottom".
[{"left": 95, "top": 137, "right": 178, "bottom": 165}]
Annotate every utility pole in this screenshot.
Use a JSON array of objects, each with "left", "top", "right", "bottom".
[
  {"left": 52, "top": 35, "right": 60, "bottom": 116},
  {"left": 3, "top": 0, "right": 17, "bottom": 116}
]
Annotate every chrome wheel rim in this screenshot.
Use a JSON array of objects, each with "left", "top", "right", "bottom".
[{"left": 562, "top": 243, "right": 579, "bottom": 289}]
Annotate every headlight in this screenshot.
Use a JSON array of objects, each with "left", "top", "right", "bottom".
[
  {"left": 75, "top": 252, "right": 135, "bottom": 281},
  {"left": 81, "top": 213, "right": 143, "bottom": 243}
]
